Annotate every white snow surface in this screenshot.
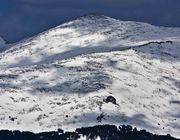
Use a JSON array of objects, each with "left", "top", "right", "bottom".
[{"left": 0, "top": 15, "right": 180, "bottom": 138}]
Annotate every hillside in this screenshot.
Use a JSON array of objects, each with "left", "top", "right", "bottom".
[{"left": 0, "top": 15, "right": 179, "bottom": 138}]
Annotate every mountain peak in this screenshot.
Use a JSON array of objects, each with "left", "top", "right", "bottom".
[
  {"left": 79, "top": 13, "right": 108, "bottom": 20},
  {"left": 60, "top": 14, "right": 114, "bottom": 28}
]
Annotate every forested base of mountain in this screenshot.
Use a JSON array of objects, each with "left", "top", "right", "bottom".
[{"left": 0, "top": 125, "right": 178, "bottom": 140}]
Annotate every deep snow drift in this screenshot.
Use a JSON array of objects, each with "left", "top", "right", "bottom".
[{"left": 0, "top": 15, "right": 179, "bottom": 138}]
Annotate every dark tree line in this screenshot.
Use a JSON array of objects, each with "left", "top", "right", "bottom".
[{"left": 0, "top": 125, "right": 178, "bottom": 140}]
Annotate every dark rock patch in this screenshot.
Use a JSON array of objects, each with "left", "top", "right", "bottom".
[
  {"left": 170, "top": 100, "right": 180, "bottom": 105},
  {"left": 8, "top": 116, "right": 17, "bottom": 122},
  {"left": 104, "top": 96, "right": 117, "bottom": 105}
]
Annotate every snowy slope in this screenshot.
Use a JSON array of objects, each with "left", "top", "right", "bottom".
[
  {"left": 0, "top": 15, "right": 180, "bottom": 138},
  {"left": 0, "top": 15, "right": 180, "bottom": 69}
]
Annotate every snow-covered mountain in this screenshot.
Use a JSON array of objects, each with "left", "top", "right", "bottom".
[{"left": 0, "top": 14, "right": 179, "bottom": 138}]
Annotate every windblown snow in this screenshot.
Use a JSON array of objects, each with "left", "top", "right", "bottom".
[{"left": 0, "top": 15, "right": 179, "bottom": 138}]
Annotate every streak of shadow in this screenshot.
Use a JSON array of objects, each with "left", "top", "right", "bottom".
[{"left": 68, "top": 112, "right": 157, "bottom": 131}]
